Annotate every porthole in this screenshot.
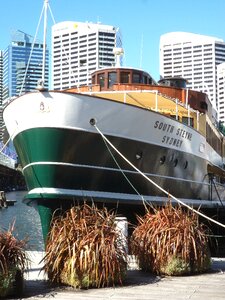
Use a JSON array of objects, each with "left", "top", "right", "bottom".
[
  {"left": 183, "top": 161, "right": 188, "bottom": 169},
  {"left": 160, "top": 156, "right": 166, "bottom": 165},
  {"left": 173, "top": 158, "right": 178, "bottom": 167},
  {"left": 89, "top": 118, "right": 97, "bottom": 126},
  {"left": 135, "top": 152, "right": 143, "bottom": 160}
]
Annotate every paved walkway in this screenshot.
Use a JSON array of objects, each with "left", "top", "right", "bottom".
[{"left": 12, "top": 252, "right": 225, "bottom": 299}]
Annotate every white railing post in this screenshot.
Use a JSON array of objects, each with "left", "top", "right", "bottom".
[
  {"left": 123, "top": 92, "right": 126, "bottom": 103},
  {"left": 155, "top": 90, "right": 158, "bottom": 112},
  {"left": 188, "top": 105, "right": 190, "bottom": 126},
  {"left": 197, "top": 110, "right": 199, "bottom": 131},
  {"left": 176, "top": 99, "right": 178, "bottom": 120}
]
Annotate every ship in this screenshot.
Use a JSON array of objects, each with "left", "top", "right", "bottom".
[
  {"left": 3, "top": 2, "right": 225, "bottom": 241},
  {"left": 3, "top": 56, "right": 225, "bottom": 238}
]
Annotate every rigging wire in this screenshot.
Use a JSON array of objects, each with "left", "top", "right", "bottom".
[
  {"left": 19, "top": 4, "right": 45, "bottom": 96},
  {"left": 47, "top": 2, "right": 56, "bottom": 25},
  {"left": 19, "top": 0, "right": 79, "bottom": 95},
  {"left": 93, "top": 123, "right": 225, "bottom": 229},
  {"left": 47, "top": 1, "right": 79, "bottom": 90}
]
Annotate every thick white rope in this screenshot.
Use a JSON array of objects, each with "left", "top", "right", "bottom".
[
  {"left": 101, "top": 135, "right": 148, "bottom": 210},
  {"left": 94, "top": 124, "right": 225, "bottom": 229}
]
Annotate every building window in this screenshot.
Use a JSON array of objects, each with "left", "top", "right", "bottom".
[{"left": 80, "top": 59, "right": 87, "bottom": 66}]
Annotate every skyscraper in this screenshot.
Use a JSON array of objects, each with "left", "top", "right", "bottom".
[
  {"left": 2, "top": 30, "right": 49, "bottom": 105},
  {"left": 159, "top": 32, "right": 225, "bottom": 117},
  {"left": 0, "top": 51, "right": 2, "bottom": 105},
  {"left": 52, "top": 21, "right": 121, "bottom": 90},
  {"left": 217, "top": 62, "right": 225, "bottom": 123},
  {"left": 0, "top": 51, "right": 3, "bottom": 140}
]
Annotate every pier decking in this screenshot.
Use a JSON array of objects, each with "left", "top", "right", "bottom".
[{"left": 18, "top": 251, "right": 225, "bottom": 300}]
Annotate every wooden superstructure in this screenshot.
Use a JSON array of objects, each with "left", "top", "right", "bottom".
[{"left": 65, "top": 67, "right": 225, "bottom": 163}]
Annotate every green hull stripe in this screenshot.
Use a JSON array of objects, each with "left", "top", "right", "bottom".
[{"left": 14, "top": 127, "right": 70, "bottom": 166}]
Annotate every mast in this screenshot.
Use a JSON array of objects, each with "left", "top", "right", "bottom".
[
  {"left": 42, "top": 0, "right": 48, "bottom": 85},
  {"left": 37, "top": 0, "right": 48, "bottom": 90}
]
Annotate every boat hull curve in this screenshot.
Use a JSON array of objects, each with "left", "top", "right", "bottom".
[
  {"left": 13, "top": 126, "right": 210, "bottom": 201},
  {"left": 4, "top": 90, "right": 225, "bottom": 241},
  {"left": 3, "top": 90, "right": 219, "bottom": 203}
]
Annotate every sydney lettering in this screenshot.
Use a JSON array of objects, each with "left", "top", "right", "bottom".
[{"left": 154, "top": 120, "right": 192, "bottom": 148}]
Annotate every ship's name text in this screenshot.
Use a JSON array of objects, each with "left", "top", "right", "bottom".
[{"left": 154, "top": 121, "right": 192, "bottom": 148}]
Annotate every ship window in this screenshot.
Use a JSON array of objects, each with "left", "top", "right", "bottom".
[
  {"left": 143, "top": 76, "right": 148, "bottom": 84},
  {"left": 200, "top": 101, "right": 208, "bottom": 110},
  {"left": 97, "top": 73, "right": 105, "bottom": 88},
  {"left": 133, "top": 73, "right": 141, "bottom": 83},
  {"left": 120, "top": 72, "right": 130, "bottom": 83},
  {"left": 170, "top": 115, "right": 180, "bottom": 121},
  {"left": 182, "top": 117, "right": 194, "bottom": 127},
  {"left": 108, "top": 72, "right": 117, "bottom": 88}
]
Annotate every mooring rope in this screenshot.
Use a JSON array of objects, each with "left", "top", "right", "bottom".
[
  {"left": 93, "top": 123, "right": 225, "bottom": 229},
  {"left": 101, "top": 134, "right": 148, "bottom": 211}
]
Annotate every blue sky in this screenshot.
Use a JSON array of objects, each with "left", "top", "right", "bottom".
[{"left": 1, "top": 0, "right": 225, "bottom": 80}]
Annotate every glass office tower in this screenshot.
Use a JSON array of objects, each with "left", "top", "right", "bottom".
[{"left": 3, "top": 30, "right": 49, "bottom": 105}]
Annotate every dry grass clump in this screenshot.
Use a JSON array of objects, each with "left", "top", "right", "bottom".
[
  {"left": 130, "top": 202, "right": 211, "bottom": 276},
  {"left": 0, "top": 223, "right": 28, "bottom": 297},
  {"left": 42, "top": 204, "right": 127, "bottom": 288}
]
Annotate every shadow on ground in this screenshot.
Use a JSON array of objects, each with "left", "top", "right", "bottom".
[
  {"left": 10, "top": 271, "right": 160, "bottom": 299},
  {"left": 9, "top": 258, "right": 225, "bottom": 299}
]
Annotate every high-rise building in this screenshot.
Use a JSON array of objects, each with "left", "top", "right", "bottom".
[
  {"left": 52, "top": 21, "right": 121, "bottom": 90},
  {"left": 0, "top": 51, "right": 2, "bottom": 104},
  {"left": 159, "top": 32, "right": 225, "bottom": 116},
  {"left": 2, "top": 30, "right": 49, "bottom": 105},
  {"left": 217, "top": 62, "right": 225, "bottom": 123},
  {"left": 0, "top": 51, "right": 3, "bottom": 140}
]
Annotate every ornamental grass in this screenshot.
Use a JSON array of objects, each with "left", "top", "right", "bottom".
[
  {"left": 42, "top": 204, "right": 127, "bottom": 289},
  {"left": 0, "top": 223, "right": 28, "bottom": 298},
  {"left": 130, "top": 202, "right": 211, "bottom": 276}
]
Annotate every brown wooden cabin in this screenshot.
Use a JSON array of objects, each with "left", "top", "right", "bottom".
[
  {"left": 65, "top": 67, "right": 225, "bottom": 168},
  {"left": 65, "top": 67, "right": 211, "bottom": 117}
]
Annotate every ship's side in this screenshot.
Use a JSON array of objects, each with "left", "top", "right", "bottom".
[{"left": 3, "top": 89, "right": 222, "bottom": 206}]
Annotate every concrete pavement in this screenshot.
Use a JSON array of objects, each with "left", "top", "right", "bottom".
[{"left": 13, "top": 252, "right": 225, "bottom": 300}]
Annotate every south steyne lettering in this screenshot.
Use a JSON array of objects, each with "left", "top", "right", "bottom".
[{"left": 154, "top": 120, "right": 192, "bottom": 148}]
